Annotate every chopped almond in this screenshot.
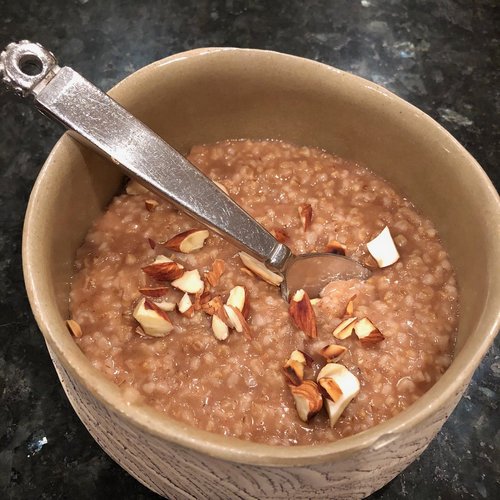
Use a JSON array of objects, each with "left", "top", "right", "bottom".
[
  {"left": 317, "top": 363, "right": 360, "bottom": 427},
  {"left": 344, "top": 294, "right": 357, "bottom": 316},
  {"left": 205, "top": 259, "right": 225, "bottom": 287},
  {"left": 354, "top": 317, "right": 385, "bottom": 345},
  {"left": 223, "top": 305, "right": 251, "bottom": 340},
  {"left": 193, "top": 291, "right": 211, "bottom": 311},
  {"left": 238, "top": 252, "right": 283, "bottom": 286},
  {"left": 147, "top": 238, "right": 156, "bottom": 249},
  {"left": 171, "top": 269, "right": 205, "bottom": 294},
  {"left": 272, "top": 228, "right": 289, "bottom": 243},
  {"left": 144, "top": 199, "right": 159, "bottom": 212},
  {"left": 142, "top": 255, "right": 184, "bottom": 281},
  {"left": 318, "top": 377, "right": 343, "bottom": 402},
  {"left": 226, "top": 285, "right": 249, "bottom": 319},
  {"left": 289, "top": 380, "right": 323, "bottom": 422},
  {"left": 164, "top": 229, "right": 210, "bottom": 254},
  {"left": 138, "top": 286, "right": 169, "bottom": 298},
  {"left": 66, "top": 319, "right": 83, "bottom": 338},
  {"left": 298, "top": 203, "right": 313, "bottom": 231},
  {"left": 319, "top": 344, "right": 347, "bottom": 362},
  {"left": 211, "top": 313, "right": 229, "bottom": 341},
  {"left": 125, "top": 179, "right": 149, "bottom": 195},
  {"left": 310, "top": 298, "right": 321, "bottom": 306},
  {"left": 366, "top": 226, "right": 400, "bottom": 268},
  {"left": 201, "top": 295, "right": 224, "bottom": 316},
  {"left": 240, "top": 267, "right": 255, "bottom": 278},
  {"left": 289, "top": 289, "right": 317, "bottom": 338},
  {"left": 332, "top": 317, "right": 358, "bottom": 340},
  {"left": 283, "top": 350, "right": 310, "bottom": 385},
  {"left": 214, "top": 181, "right": 229, "bottom": 195},
  {"left": 177, "top": 293, "right": 194, "bottom": 318},
  {"left": 133, "top": 298, "right": 174, "bottom": 337},
  {"left": 325, "top": 239, "right": 347, "bottom": 255}
]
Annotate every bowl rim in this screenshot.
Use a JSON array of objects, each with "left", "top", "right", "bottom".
[{"left": 22, "top": 47, "right": 500, "bottom": 467}]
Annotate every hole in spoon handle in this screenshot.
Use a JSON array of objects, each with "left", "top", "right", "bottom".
[{"left": 0, "top": 40, "right": 59, "bottom": 97}]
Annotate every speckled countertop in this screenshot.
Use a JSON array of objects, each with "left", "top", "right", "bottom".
[{"left": 0, "top": 1, "right": 498, "bottom": 498}]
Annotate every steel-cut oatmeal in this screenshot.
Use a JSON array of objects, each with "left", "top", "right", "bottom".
[{"left": 69, "top": 140, "right": 458, "bottom": 445}]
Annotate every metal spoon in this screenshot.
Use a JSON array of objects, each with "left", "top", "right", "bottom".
[{"left": 0, "top": 41, "right": 370, "bottom": 300}]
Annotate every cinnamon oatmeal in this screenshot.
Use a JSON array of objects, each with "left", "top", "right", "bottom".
[{"left": 69, "top": 140, "right": 458, "bottom": 445}]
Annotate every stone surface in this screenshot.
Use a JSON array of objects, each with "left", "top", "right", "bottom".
[{"left": 0, "top": 0, "right": 498, "bottom": 498}]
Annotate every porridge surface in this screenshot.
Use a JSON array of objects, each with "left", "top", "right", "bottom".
[{"left": 70, "top": 139, "right": 458, "bottom": 445}]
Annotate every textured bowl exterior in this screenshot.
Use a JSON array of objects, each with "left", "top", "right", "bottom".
[
  {"left": 23, "top": 48, "right": 500, "bottom": 498},
  {"left": 49, "top": 346, "right": 468, "bottom": 499}
]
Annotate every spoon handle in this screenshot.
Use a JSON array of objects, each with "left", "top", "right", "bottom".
[{"left": 0, "top": 41, "right": 292, "bottom": 271}]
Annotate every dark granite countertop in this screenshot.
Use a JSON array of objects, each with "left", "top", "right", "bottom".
[{"left": 0, "top": 1, "right": 498, "bottom": 498}]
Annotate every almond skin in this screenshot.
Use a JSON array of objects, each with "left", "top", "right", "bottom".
[
  {"left": 318, "top": 377, "right": 344, "bottom": 402},
  {"left": 354, "top": 317, "right": 385, "bottom": 345},
  {"left": 319, "top": 344, "right": 347, "bottom": 362},
  {"left": 272, "top": 228, "right": 289, "bottom": 243},
  {"left": 288, "top": 289, "right": 317, "bottom": 338},
  {"left": 142, "top": 256, "right": 184, "bottom": 281},
  {"left": 325, "top": 239, "right": 347, "bottom": 255},
  {"left": 205, "top": 259, "right": 225, "bottom": 287},
  {"left": 344, "top": 294, "right": 357, "bottom": 316},
  {"left": 138, "top": 286, "right": 169, "bottom": 298},
  {"left": 164, "top": 229, "right": 210, "bottom": 253},
  {"left": 298, "top": 203, "right": 313, "bottom": 231},
  {"left": 332, "top": 317, "right": 358, "bottom": 340},
  {"left": 289, "top": 380, "right": 323, "bottom": 422},
  {"left": 145, "top": 199, "right": 159, "bottom": 212},
  {"left": 201, "top": 296, "right": 224, "bottom": 316},
  {"left": 66, "top": 319, "right": 83, "bottom": 338}
]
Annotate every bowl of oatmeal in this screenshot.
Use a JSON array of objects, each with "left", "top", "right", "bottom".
[{"left": 23, "top": 48, "right": 500, "bottom": 498}]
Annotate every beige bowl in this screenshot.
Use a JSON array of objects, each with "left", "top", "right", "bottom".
[{"left": 23, "top": 48, "right": 500, "bottom": 499}]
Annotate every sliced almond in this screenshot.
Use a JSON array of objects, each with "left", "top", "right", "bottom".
[
  {"left": 325, "top": 239, "right": 347, "bottom": 255},
  {"left": 171, "top": 269, "right": 205, "bottom": 294},
  {"left": 226, "top": 285, "right": 250, "bottom": 319},
  {"left": 332, "top": 317, "right": 358, "bottom": 340},
  {"left": 289, "top": 380, "right": 323, "bottom": 422},
  {"left": 66, "top": 319, "right": 83, "bottom": 338},
  {"left": 138, "top": 286, "right": 169, "bottom": 298},
  {"left": 142, "top": 255, "right": 184, "bottom": 281},
  {"left": 288, "top": 289, "right": 317, "bottom": 338},
  {"left": 298, "top": 203, "right": 313, "bottom": 231},
  {"left": 164, "top": 229, "right": 210, "bottom": 254},
  {"left": 344, "top": 294, "right": 357, "bottom": 316},
  {"left": 238, "top": 252, "right": 283, "bottom": 286},
  {"left": 177, "top": 293, "right": 194, "bottom": 318},
  {"left": 133, "top": 297, "right": 174, "bottom": 337},
  {"left": 201, "top": 295, "right": 224, "bottom": 316},
  {"left": 272, "top": 228, "right": 288, "bottom": 243},
  {"left": 317, "top": 363, "right": 360, "bottom": 427},
  {"left": 214, "top": 181, "right": 229, "bottom": 195},
  {"left": 366, "top": 226, "right": 400, "bottom": 268},
  {"left": 240, "top": 266, "right": 255, "bottom": 278},
  {"left": 224, "top": 305, "right": 252, "bottom": 340},
  {"left": 145, "top": 199, "right": 159, "bottom": 212},
  {"left": 125, "top": 179, "right": 149, "bottom": 195},
  {"left": 212, "top": 313, "right": 229, "bottom": 341},
  {"left": 354, "top": 317, "right": 385, "bottom": 345},
  {"left": 155, "top": 299, "right": 177, "bottom": 312},
  {"left": 319, "top": 344, "right": 347, "bottom": 362},
  {"left": 205, "top": 259, "right": 226, "bottom": 288}
]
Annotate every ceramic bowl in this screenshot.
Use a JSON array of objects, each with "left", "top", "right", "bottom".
[{"left": 23, "top": 48, "right": 500, "bottom": 499}]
